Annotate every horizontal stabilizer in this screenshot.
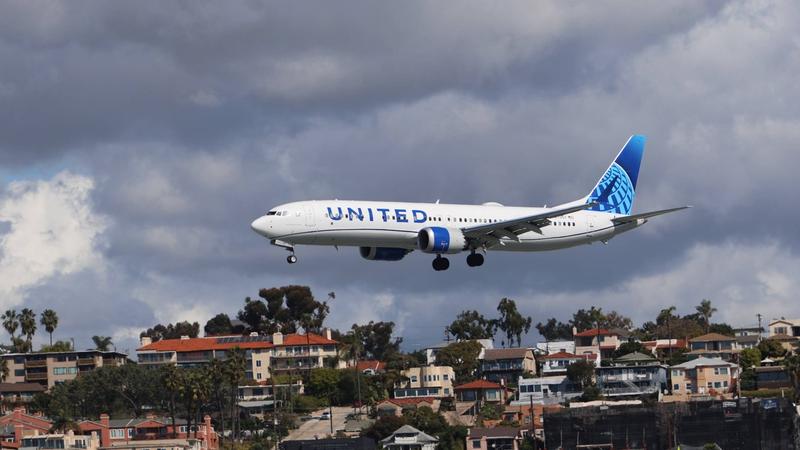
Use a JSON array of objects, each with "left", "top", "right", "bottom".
[{"left": 611, "top": 206, "right": 691, "bottom": 224}]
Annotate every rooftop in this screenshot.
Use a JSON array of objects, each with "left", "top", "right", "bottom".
[
  {"left": 468, "top": 427, "right": 522, "bottom": 439},
  {"left": 541, "top": 351, "right": 596, "bottom": 360},
  {"left": 482, "top": 348, "right": 531, "bottom": 361},
  {"left": 671, "top": 357, "right": 738, "bottom": 370},
  {"left": 381, "top": 425, "right": 438, "bottom": 444},
  {"left": 689, "top": 333, "right": 736, "bottom": 342},
  {"left": 454, "top": 380, "right": 504, "bottom": 390},
  {"left": 138, "top": 332, "right": 337, "bottom": 352}
]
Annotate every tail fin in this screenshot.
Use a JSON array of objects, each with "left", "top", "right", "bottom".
[{"left": 585, "top": 135, "right": 645, "bottom": 215}]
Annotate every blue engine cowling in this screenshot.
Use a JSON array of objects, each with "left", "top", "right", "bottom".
[
  {"left": 417, "top": 227, "right": 467, "bottom": 254},
  {"left": 359, "top": 247, "right": 410, "bottom": 261}
]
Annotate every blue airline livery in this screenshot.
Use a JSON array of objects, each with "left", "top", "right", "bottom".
[{"left": 251, "top": 136, "right": 689, "bottom": 271}]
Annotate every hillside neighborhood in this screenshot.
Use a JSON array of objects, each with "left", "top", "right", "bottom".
[{"left": 1, "top": 289, "right": 799, "bottom": 450}]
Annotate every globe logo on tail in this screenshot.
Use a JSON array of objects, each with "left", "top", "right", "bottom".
[{"left": 587, "top": 163, "right": 635, "bottom": 215}]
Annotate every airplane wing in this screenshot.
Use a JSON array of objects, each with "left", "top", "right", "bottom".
[
  {"left": 462, "top": 202, "right": 598, "bottom": 245},
  {"left": 611, "top": 206, "right": 691, "bottom": 224}
]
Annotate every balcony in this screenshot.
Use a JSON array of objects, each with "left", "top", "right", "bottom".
[
  {"left": 77, "top": 357, "right": 96, "bottom": 366},
  {"left": 24, "top": 360, "right": 48, "bottom": 369},
  {"left": 25, "top": 372, "right": 48, "bottom": 381}
]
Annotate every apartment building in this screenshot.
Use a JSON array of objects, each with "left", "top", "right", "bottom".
[
  {"left": 670, "top": 357, "right": 739, "bottom": 397},
  {"left": 1, "top": 351, "right": 128, "bottom": 388},
  {"left": 514, "top": 375, "right": 581, "bottom": 406},
  {"left": 573, "top": 328, "right": 628, "bottom": 360},
  {"left": 137, "top": 330, "right": 339, "bottom": 381},
  {"left": 540, "top": 351, "right": 597, "bottom": 376},
  {"left": 20, "top": 431, "right": 100, "bottom": 450},
  {"left": 394, "top": 366, "right": 455, "bottom": 398},
  {"left": 78, "top": 414, "right": 217, "bottom": 450},
  {"left": 595, "top": 352, "right": 668, "bottom": 398}
]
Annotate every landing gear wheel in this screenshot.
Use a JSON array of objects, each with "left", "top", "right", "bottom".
[
  {"left": 286, "top": 254, "right": 298, "bottom": 264},
  {"left": 466, "top": 253, "right": 484, "bottom": 267},
  {"left": 432, "top": 256, "right": 450, "bottom": 271}
]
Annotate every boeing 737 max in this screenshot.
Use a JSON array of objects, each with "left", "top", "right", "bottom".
[{"left": 250, "top": 135, "right": 689, "bottom": 271}]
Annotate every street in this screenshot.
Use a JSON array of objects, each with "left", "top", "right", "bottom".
[{"left": 285, "top": 406, "right": 354, "bottom": 441}]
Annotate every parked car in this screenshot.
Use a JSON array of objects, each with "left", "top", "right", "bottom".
[{"left": 320, "top": 411, "right": 331, "bottom": 420}]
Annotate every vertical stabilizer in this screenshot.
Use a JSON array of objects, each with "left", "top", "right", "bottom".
[{"left": 585, "top": 135, "right": 645, "bottom": 215}]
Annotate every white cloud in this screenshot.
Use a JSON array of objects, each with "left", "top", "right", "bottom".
[{"left": 0, "top": 171, "right": 107, "bottom": 308}]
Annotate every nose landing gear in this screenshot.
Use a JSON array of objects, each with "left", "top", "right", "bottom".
[
  {"left": 286, "top": 254, "right": 298, "bottom": 264},
  {"left": 466, "top": 252, "right": 484, "bottom": 267},
  {"left": 432, "top": 256, "right": 450, "bottom": 271}
]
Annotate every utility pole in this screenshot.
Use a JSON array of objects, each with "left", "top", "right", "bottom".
[
  {"left": 272, "top": 376, "right": 279, "bottom": 450},
  {"left": 757, "top": 313, "right": 763, "bottom": 343}
]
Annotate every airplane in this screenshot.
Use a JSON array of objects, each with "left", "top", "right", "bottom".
[{"left": 250, "top": 135, "right": 689, "bottom": 271}]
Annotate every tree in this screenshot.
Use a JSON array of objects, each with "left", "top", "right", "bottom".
[
  {"left": 447, "top": 310, "right": 496, "bottom": 340},
  {"left": 204, "top": 313, "right": 233, "bottom": 336},
  {"left": 362, "top": 416, "right": 407, "bottom": 441},
  {"left": 740, "top": 348, "right": 762, "bottom": 370},
  {"left": 92, "top": 336, "right": 113, "bottom": 351},
  {"left": 351, "top": 321, "right": 402, "bottom": 361},
  {"left": 612, "top": 341, "right": 649, "bottom": 359},
  {"left": 19, "top": 308, "right": 37, "bottom": 351},
  {"left": 604, "top": 311, "right": 633, "bottom": 330},
  {"left": 40, "top": 309, "right": 59, "bottom": 346},
  {"left": 695, "top": 299, "right": 717, "bottom": 333},
  {"left": 434, "top": 341, "right": 482, "bottom": 383},
  {"left": 2, "top": 309, "right": 19, "bottom": 345},
  {"left": 239, "top": 286, "right": 332, "bottom": 335},
  {"left": 566, "top": 360, "right": 595, "bottom": 389},
  {"left": 496, "top": 298, "right": 532, "bottom": 347},
  {"left": 535, "top": 318, "right": 573, "bottom": 341},
  {"left": 758, "top": 339, "right": 787, "bottom": 358},
  {"left": 0, "top": 359, "right": 7, "bottom": 382},
  {"left": 140, "top": 321, "right": 200, "bottom": 342},
  {"left": 306, "top": 368, "right": 341, "bottom": 399},
  {"left": 570, "top": 307, "right": 607, "bottom": 332},
  {"left": 41, "top": 341, "right": 73, "bottom": 352}
]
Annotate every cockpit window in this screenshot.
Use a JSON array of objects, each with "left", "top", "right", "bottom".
[{"left": 267, "top": 211, "right": 277, "bottom": 216}]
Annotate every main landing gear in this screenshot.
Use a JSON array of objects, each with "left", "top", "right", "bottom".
[
  {"left": 432, "top": 255, "right": 450, "bottom": 271},
  {"left": 286, "top": 254, "right": 297, "bottom": 264},
  {"left": 466, "top": 252, "right": 484, "bottom": 267}
]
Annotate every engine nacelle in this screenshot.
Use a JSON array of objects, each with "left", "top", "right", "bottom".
[
  {"left": 359, "top": 247, "right": 410, "bottom": 261},
  {"left": 417, "top": 227, "right": 467, "bottom": 254}
]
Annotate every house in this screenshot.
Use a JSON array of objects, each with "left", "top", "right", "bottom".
[
  {"left": 467, "top": 427, "right": 524, "bottom": 450},
  {"left": 394, "top": 366, "right": 455, "bottom": 398},
  {"left": 236, "top": 380, "right": 303, "bottom": 418},
  {"left": 0, "top": 407, "right": 52, "bottom": 445},
  {"left": 424, "top": 339, "right": 493, "bottom": 365},
  {"left": 753, "top": 366, "right": 792, "bottom": 390},
  {"left": 595, "top": 352, "right": 668, "bottom": 398},
  {"left": 375, "top": 398, "right": 438, "bottom": 417},
  {"left": 0, "top": 384, "right": 46, "bottom": 411},
  {"left": 355, "top": 360, "right": 385, "bottom": 375},
  {"left": 501, "top": 405, "right": 562, "bottom": 431},
  {"left": 280, "top": 437, "right": 376, "bottom": 450},
  {"left": 454, "top": 380, "right": 509, "bottom": 403},
  {"left": 380, "top": 425, "right": 437, "bottom": 450},
  {"left": 687, "top": 333, "right": 739, "bottom": 361},
  {"left": 573, "top": 328, "right": 629, "bottom": 360},
  {"left": 534, "top": 341, "right": 575, "bottom": 355},
  {"left": 1, "top": 351, "right": 128, "bottom": 388},
  {"left": 669, "top": 357, "right": 739, "bottom": 397},
  {"left": 78, "top": 414, "right": 218, "bottom": 450},
  {"left": 137, "top": 330, "right": 340, "bottom": 381},
  {"left": 513, "top": 376, "right": 581, "bottom": 405},
  {"left": 20, "top": 431, "right": 100, "bottom": 450},
  {"left": 768, "top": 319, "right": 800, "bottom": 338},
  {"left": 765, "top": 334, "right": 799, "bottom": 354},
  {"left": 479, "top": 348, "right": 536, "bottom": 384},
  {"left": 641, "top": 339, "right": 687, "bottom": 357},
  {"left": 540, "top": 351, "right": 597, "bottom": 376}
]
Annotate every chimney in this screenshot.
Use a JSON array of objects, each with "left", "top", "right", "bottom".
[
  {"left": 140, "top": 336, "right": 152, "bottom": 347},
  {"left": 14, "top": 424, "right": 23, "bottom": 445},
  {"left": 203, "top": 415, "right": 212, "bottom": 440},
  {"left": 272, "top": 332, "right": 283, "bottom": 346},
  {"left": 324, "top": 328, "right": 332, "bottom": 340},
  {"left": 99, "top": 413, "right": 111, "bottom": 447}
]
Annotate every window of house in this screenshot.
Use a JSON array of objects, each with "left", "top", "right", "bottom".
[
  {"left": 472, "top": 440, "right": 481, "bottom": 448},
  {"left": 673, "top": 384, "right": 680, "bottom": 391},
  {"left": 716, "top": 367, "right": 728, "bottom": 375},
  {"left": 110, "top": 429, "right": 125, "bottom": 439},
  {"left": 714, "top": 382, "right": 722, "bottom": 388},
  {"left": 411, "top": 376, "right": 417, "bottom": 383},
  {"left": 127, "top": 429, "right": 134, "bottom": 438},
  {"left": 443, "top": 374, "right": 448, "bottom": 380},
  {"left": 707, "top": 382, "right": 713, "bottom": 388},
  {"left": 723, "top": 381, "right": 729, "bottom": 387},
  {"left": 686, "top": 383, "right": 693, "bottom": 391},
  {"left": 775, "top": 326, "right": 787, "bottom": 335}
]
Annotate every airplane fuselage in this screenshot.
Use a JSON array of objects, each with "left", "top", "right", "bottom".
[{"left": 251, "top": 200, "right": 641, "bottom": 252}]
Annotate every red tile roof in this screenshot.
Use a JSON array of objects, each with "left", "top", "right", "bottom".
[
  {"left": 138, "top": 332, "right": 337, "bottom": 352},
  {"left": 356, "top": 360, "right": 386, "bottom": 372},
  {"left": 454, "top": 380, "right": 504, "bottom": 390}
]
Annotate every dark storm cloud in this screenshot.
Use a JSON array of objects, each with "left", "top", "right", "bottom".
[{"left": 1, "top": 0, "right": 798, "bottom": 352}]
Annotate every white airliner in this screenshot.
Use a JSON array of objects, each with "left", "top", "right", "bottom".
[{"left": 251, "top": 135, "right": 688, "bottom": 271}]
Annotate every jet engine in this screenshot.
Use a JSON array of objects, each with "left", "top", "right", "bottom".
[
  {"left": 359, "top": 247, "right": 410, "bottom": 261},
  {"left": 417, "top": 227, "right": 467, "bottom": 254}
]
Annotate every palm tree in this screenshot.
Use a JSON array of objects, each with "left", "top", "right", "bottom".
[
  {"left": 696, "top": 299, "right": 717, "bottom": 333},
  {"left": 0, "top": 359, "right": 8, "bottom": 382},
  {"left": 40, "top": 309, "right": 59, "bottom": 346},
  {"left": 92, "top": 336, "right": 113, "bottom": 351},
  {"left": 18, "top": 309, "right": 36, "bottom": 351},
  {"left": 2, "top": 309, "right": 19, "bottom": 343}
]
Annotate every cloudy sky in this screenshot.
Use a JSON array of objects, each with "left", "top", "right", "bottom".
[{"left": 1, "top": 0, "right": 799, "bottom": 354}]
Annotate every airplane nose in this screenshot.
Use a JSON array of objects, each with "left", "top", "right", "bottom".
[{"left": 250, "top": 216, "right": 270, "bottom": 236}]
